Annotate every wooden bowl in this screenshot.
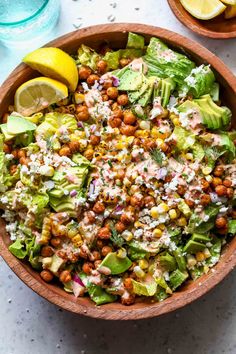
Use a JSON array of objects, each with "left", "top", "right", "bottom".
[
  {"left": 0, "top": 24, "right": 236, "bottom": 320},
  {"left": 168, "top": 0, "right": 236, "bottom": 39}
]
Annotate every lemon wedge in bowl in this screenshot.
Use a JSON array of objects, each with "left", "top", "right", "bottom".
[
  {"left": 14, "top": 77, "right": 68, "bottom": 116},
  {"left": 180, "top": 0, "right": 226, "bottom": 20},
  {"left": 23, "top": 47, "right": 78, "bottom": 92},
  {"left": 221, "top": 0, "right": 236, "bottom": 5}
]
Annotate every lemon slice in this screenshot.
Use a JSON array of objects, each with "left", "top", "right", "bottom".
[
  {"left": 14, "top": 77, "right": 68, "bottom": 116},
  {"left": 225, "top": 4, "right": 236, "bottom": 18},
  {"left": 23, "top": 47, "right": 78, "bottom": 92},
  {"left": 221, "top": 0, "right": 236, "bottom": 5},
  {"left": 180, "top": 0, "right": 226, "bottom": 20}
]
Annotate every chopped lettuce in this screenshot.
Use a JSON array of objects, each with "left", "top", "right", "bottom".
[
  {"left": 77, "top": 44, "right": 100, "bottom": 71},
  {"left": 36, "top": 112, "right": 77, "bottom": 139},
  {"left": 144, "top": 37, "right": 195, "bottom": 86},
  {"left": 169, "top": 269, "right": 189, "bottom": 290},
  {"left": 127, "top": 32, "right": 145, "bottom": 49},
  {"left": 187, "top": 206, "right": 220, "bottom": 234},
  {"left": 9, "top": 238, "right": 28, "bottom": 259},
  {"left": 228, "top": 220, "right": 236, "bottom": 235},
  {"left": 182, "top": 65, "right": 215, "bottom": 98},
  {"left": 172, "top": 126, "right": 196, "bottom": 151}
]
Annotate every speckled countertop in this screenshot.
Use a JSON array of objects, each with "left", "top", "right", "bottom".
[{"left": 0, "top": 1, "right": 236, "bottom": 353}]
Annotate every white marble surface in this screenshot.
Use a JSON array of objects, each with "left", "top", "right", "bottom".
[{"left": 0, "top": 1, "right": 236, "bottom": 353}]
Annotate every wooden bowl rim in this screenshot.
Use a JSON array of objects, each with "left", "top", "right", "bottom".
[
  {"left": 0, "top": 23, "right": 236, "bottom": 320},
  {"left": 167, "top": 0, "right": 236, "bottom": 39}
]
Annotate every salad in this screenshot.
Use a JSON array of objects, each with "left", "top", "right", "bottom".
[{"left": 1, "top": 32, "right": 235, "bottom": 306}]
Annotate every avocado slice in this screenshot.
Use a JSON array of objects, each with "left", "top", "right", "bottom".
[
  {"left": 183, "top": 240, "right": 206, "bottom": 254},
  {"left": 0, "top": 124, "right": 15, "bottom": 141},
  {"left": 99, "top": 252, "right": 132, "bottom": 275},
  {"left": 131, "top": 275, "right": 157, "bottom": 296},
  {"left": 137, "top": 77, "right": 156, "bottom": 106},
  {"left": 118, "top": 69, "right": 143, "bottom": 91},
  {"left": 49, "top": 254, "right": 64, "bottom": 274},
  {"left": 169, "top": 269, "right": 189, "bottom": 291},
  {"left": 159, "top": 252, "right": 177, "bottom": 272},
  {"left": 128, "top": 76, "right": 149, "bottom": 103}
]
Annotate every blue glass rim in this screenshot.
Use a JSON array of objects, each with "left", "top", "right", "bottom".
[{"left": 0, "top": 0, "right": 49, "bottom": 26}]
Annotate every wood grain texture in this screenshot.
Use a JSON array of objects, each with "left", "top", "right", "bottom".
[
  {"left": 0, "top": 23, "right": 236, "bottom": 320},
  {"left": 168, "top": 0, "right": 236, "bottom": 39}
]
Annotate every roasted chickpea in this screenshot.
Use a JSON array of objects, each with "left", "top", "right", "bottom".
[
  {"left": 200, "top": 178, "right": 210, "bottom": 191},
  {"left": 96, "top": 239, "right": 105, "bottom": 249},
  {"left": 83, "top": 148, "right": 94, "bottom": 160},
  {"left": 177, "top": 185, "right": 186, "bottom": 196},
  {"left": 18, "top": 149, "right": 26, "bottom": 158},
  {"left": 115, "top": 221, "right": 126, "bottom": 233},
  {"left": 143, "top": 196, "right": 155, "bottom": 207},
  {"left": 96, "top": 60, "right": 107, "bottom": 74},
  {"left": 97, "top": 226, "right": 111, "bottom": 239},
  {"left": 200, "top": 194, "right": 211, "bottom": 206},
  {"left": 102, "top": 94, "right": 109, "bottom": 101},
  {"left": 217, "top": 227, "right": 228, "bottom": 235},
  {"left": 41, "top": 246, "right": 54, "bottom": 257},
  {"left": 123, "top": 111, "right": 137, "bottom": 125},
  {"left": 112, "top": 102, "right": 119, "bottom": 111},
  {"left": 11, "top": 149, "right": 18, "bottom": 159},
  {"left": 78, "top": 66, "right": 92, "bottom": 80},
  {"left": 121, "top": 293, "right": 135, "bottom": 305},
  {"left": 50, "top": 237, "right": 61, "bottom": 248},
  {"left": 215, "top": 216, "right": 227, "bottom": 229},
  {"left": 120, "top": 213, "right": 133, "bottom": 224},
  {"left": 87, "top": 74, "right": 100, "bottom": 86},
  {"left": 93, "top": 201, "right": 105, "bottom": 214},
  {"left": 59, "top": 270, "right": 72, "bottom": 283},
  {"left": 124, "top": 277, "right": 133, "bottom": 291},
  {"left": 120, "top": 124, "right": 137, "bottom": 136},
  {"left": 101, "top": 246, "right": 113, "bottom": 257},
  {"left": 213, "top": 166, "right": 224, "bottom": 177},
  {"left": 9, "top": 165, "right": 17, "bottom": 175},
  {"left": 57, "top": 250, "right": 68, "bottom": 260},
  {"left": 211, "top": 177, "right": 222, "bottom": 188},
  {"left": 103, "top": 79, "right": 113, "bottom": 89},
  {"left": 117, "top": 94, "right": 129, "bottom": 106},
  {"left": 94, "top": 260, "right": 102, "bottom": 268},
  {"left": 68, "top": 141, "right": 80, "bottom": 153},
  {"left": 40, "top": 270, "right": 53, "bottom": 283},
  {"left": 109, "top": 117, "right": 122, "bottom": 128},
  {"left": 92, "top": 250, "right": 101, "bottom": 261},
  {"left": 115, "top": 169, "right": 125, "bottom": 180},
  {"left": 59, "top": 145, "right": 71, "bottom": 157},
  {"left": 82, "top": 262, "right": 94, "bottom": 275},
  {"left": 160, "top": 142, "right": 170, "bottom": 153},
  {"left": 143, "top": 139, "right": 156, "bottom": 151},
  {"left": 226, "top": 187, "right": 234, "bottom": 199},
  {"left": 215, "top": 185, "right": 227, "bottom": 196},
  {"left": 119, "top": 58, "right": 131, "bottom": 67},
  {"left": 2, "top": 113, "right": 8, "bottom": 123},
  {"left": 113, "top": 108, "right": 124, "bottom": 119},
  {"left": 3, "top": 143, "right": 10, "bottom": 153},
  {"left": 86, "top": 211, "right": 96, "bottom": 223},
  {"left": 19, "top": 157, "right": 30, "bottom": 165},
  {"left": 76, "top": 105, "right": 89, "bottom": 121},
  {"left": 79, "top": 248, "right": 88, "bottom": 260},
  {"left": 90, "top": 135, "right": 101, "bottom": 146},
  {"left": 107, "top": 87, "right": 118, "bottom": 100},
  {"left": 223, "top": 179, "right": 232, "bottom": 187},
  {"left": 231, "top": 210, "right": 236, "bottom": 219},
  {"left": 185, "top": 199, "right": 195, "bottom": 208},
  {"left": 130, "top": 195, "right": 142, "bottom": 207}
]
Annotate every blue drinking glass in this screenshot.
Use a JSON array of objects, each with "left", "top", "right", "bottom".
[{"left": 0, "top": 0, "right": 60, "bottom": 45}]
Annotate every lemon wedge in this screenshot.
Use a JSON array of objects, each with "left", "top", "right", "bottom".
[
  {"left": 14, "top": 77, "right": 68, "bottom": 116},
  {"left": 225, "top": 4, "right": 236, "bottom": 18},
  {"left": 23, "top": 47, "right": 78, "bottom": 92},
  {"left": 221, "top": 0, "right": 236, "bottom": 5},
  {"left": 180, "top": 0, "right": 226, "bottom": 20}
]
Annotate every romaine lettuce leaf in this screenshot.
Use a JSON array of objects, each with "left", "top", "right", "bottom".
[
  {"left": 127, "top": 32, "right": 145, "bottom": 49},
  {"left": 77, "top": 44, "right": 100, "bottom": 71},
  {"left": 36, "top": 112, "right": 77, "bottom": 139},
  {"left": 182, "top": 65, "right": 215, "bottom": 98},
  {"left": 228, "top": 220, "right": 236, "bottom": 235}
]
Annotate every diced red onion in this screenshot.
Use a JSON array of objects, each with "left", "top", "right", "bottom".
[
  {"left": 72, "top": 282, "right": 85, "bottom": 298},
  {"left": 73, "top": 274, "right": 85, "bottom": 287},
  {"left": 90, "top": 124, "right": 97, "bottom": 133},
  {"left": 70, "top": 190, "right": 78, "bottom": 197},
  {"left": 77, "top": 121, "right": 84, "bottom": 128},
  {"left": 111, "top": 76, "right": 120, "bottom": 87}
]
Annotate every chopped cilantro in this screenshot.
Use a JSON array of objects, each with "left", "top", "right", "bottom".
[
  {"left": 150, "top": 148, "right": 163, "bottom": 166},
  {"left": 110, "top": 225, "right": 124, "bottom": 247},
  {"left": 144, "top": 167, "right": 148, "bottom": 172},
  {"left": 108, "top": 160, "right": 113, "bottom": 168}
]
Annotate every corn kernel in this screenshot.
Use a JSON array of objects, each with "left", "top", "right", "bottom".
[
  {"left": 176, "top": 217, "right": 187, "bottom": 227},
  {"left": 153, "top": 228, "right": 163, "bottom": 238},
  {"left": 117, "top": 248, "right": 127, "bottom": 259},
  {"left": 173, "top": 117, "right": 180, "bottom": 126},
  {"left": 39, "top": 165, "right": 55, "bottom": 177},
  {"left": 205, "top": 175, "right": 213, "bottom": 183},
  {"left": 74, "top": 92, "right": 85, "bottom": 104},
  {"left": 139, "top": 259, "right": 149, "bottom": 269},
  {"left": 187, "top": 255, "right": 197, "bottom": 268},
  {"left": 169, "top": 209, "right": 177, "bottom": 220},
  {"left": 139, "top": 121, "right": 150, "bottom": 130},
  {"left": 196, "top": 251, "right": 205, "bottom": 262},
  {"left": 203, "top": 248, "right": 211, "bottom": 259},
  {"left": 159, "top": 223, "right": 166, "bottom": 230},
  {"left": 134, "top": 221, "right": 143, "bottom": 228},
  {"left": 135, "top": 129, "right": 149, "bottom": 138},
  {"left": 185, "top": 153, "right": 193, "bottom": 161},
  {"left": 169, "top": 113, "right": 179, "bottom": 121},
  {"left": 121, "top": 230, "right": 133, "bottom": 242},
  {"left": 203, "top": 265, "right": 209, "bottom": 274},
  {"left": 133, "top": 266, "right": 145, "bottom": 278},
  {"left": 157, "top": 202, "right": 169, "bottom": 214},
  {"left": 202, "top": 166, "right": 212, "bottom": 175},
  {"left": 150, "top": 206, "right": 159, "bottom": 219},
  {"left": 150, "top": 127, "right": 159, "bottom": 139},
  {"left": 72, "top": 234, "right": 82, "bottom": 243}
]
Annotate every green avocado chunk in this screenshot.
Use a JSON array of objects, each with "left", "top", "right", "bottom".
[
  {"left": 118, "top": 69, "right": 143, "bottom": 91},
  {"left": 87, "top": 284, "right": 117, "bottom": 305},
  {"left": 183, "top": 240, "right": 206, "bottom": 254},
  {"left": 49, "top": 254, "right": 64, "bottom": 274},
  {"left": 169, "top": 269, "right": 189, "bottom": 291},
  {"left": 159, "top": 252, "right": 177, "bottom": 271},
  {"left": 99, "top": 252, "right": 132, "bottom": 275},
  {"left": 131, "top": 275, "right": 157, "bottom": 296},
  {"left": 173, "top": 248, "right": 186, "bottom": 271}
]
